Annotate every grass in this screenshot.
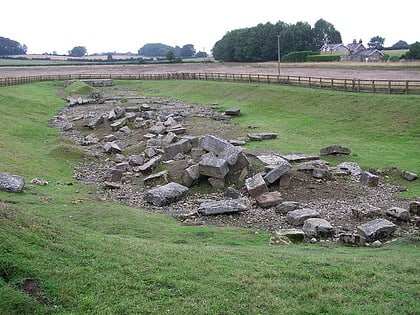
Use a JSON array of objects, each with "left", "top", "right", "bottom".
[{"left": 0, "top": 81, "right": 419, "bottom": 314}]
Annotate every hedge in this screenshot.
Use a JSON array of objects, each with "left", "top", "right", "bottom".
[
  {"left": 282, "top": 51, "right": 317, "bottom": 62},
  {"left": 306, "top": 54, "right": 341, "bottom": 62}
]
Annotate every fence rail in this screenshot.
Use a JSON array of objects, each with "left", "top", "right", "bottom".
[{"left": 1, "top": 73, "right": 420, "bottom": 95}]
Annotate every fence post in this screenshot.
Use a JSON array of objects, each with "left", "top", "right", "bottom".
[
  {"left": 371, "top": 80, "right": 375, "bottom": 93},
  {"left": 405, "top": 81, "right": 409, "bottom": 94}
]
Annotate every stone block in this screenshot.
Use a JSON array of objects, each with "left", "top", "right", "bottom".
[
  {"left": 409, "top": 201, "right": 420, "bottom": 215},
  {"left": 302, "top": 218, "right": 334, "bottom": 239},
  {"left": 386, "top": 207, "right": 410, "bottom": 221},
  {"left": 312, "top": 167, "right": 332, "bottom": 180},
  {"left": 143, "top": 170, "right": 169, "bottom": 187},
  {"left": 401, "top": 170, "right": 417, "bottom": 181},
  {"left": 245, "top": 173, "right": 268, "bottom": 197},
  {"left": 320, "top": 145, "right": 351, "bottom": 156},
  {"left": 225, "top": 108, "right": 241, "bottom": 116},
  {"left": 255, "top": 191, "right": 282, "bottom": 208},
  {"left": 275, "top": 228, "right": 305, "bottom": 243},
  {"left": 199, "top": 153, "right": 229, "bottom": 179},
  {"left": 181, "top": 164, "right": 201, "bottom": 187},
  {"left": 263, "top": 160, "right": 291, "bottom": 185},
  {"left": 275, "top": 201, "right": 300, "bottom": 214},
  {"left": 200, "top": 134, "right": 231, "bottom": 155},
  {"left": 87, "top": 114, "right": 104, "bottom": 129},
  {"left": 208, "top": 177, "right": 225, "bottom": 189},
  {"left": 103, "top": 141, "right": 122, "bottom": 154},
  {"left": 356, "top": 219, "right": 396, "bottom": 242},
  {"left": 166, "top": 159, "right": 189, "bottom": 183},
  {"left": 286, "top": 208, "right": 320, "bottom": 226},
  {"left": 199, "top": 200, "right": 248, "bottom": 215},
  {"left": 360, "top": 171, "right": 379, "bottom": 187},
  {"left": 144, "top": 182, "right": 189, "bottom": 206},
  {"left": 110, "top": 117, "right": 127, "bottom": 131},
  {"left": 248, "top": 133, "right": 277, "bottom": 141},
  {"left": 352, "top": 205, "right": 382, "bottom": 220}
]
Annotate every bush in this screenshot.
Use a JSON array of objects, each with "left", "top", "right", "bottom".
[{"left": 306, "top": 54, "right": 341, "bottom": 62}]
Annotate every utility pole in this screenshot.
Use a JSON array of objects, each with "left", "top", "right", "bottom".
[{"left": 277, "top": 35, "right": 281, "bottom": 75}]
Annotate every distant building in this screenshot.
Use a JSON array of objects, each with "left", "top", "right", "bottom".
[{"left": 320, "top": 39, "right": 384, "bottom": 62}]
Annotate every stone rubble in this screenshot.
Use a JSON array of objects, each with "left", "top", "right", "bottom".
[{"left": 44, "top": 89, "right": 419, "bottom": 246}]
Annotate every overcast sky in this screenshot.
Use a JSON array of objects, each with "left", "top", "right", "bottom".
[{"left": 1, "top": 0, "right": 418, "bottom": 55}]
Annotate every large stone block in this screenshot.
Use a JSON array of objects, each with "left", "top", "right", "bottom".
[
  {"left": 199, "top": 200, "right": 248, "bottom": 215},
  {"left": 199, "top": 153, "right": 229, "bottom": 179},
  {"left": 144, "top": 182, "right": 189, "bottom": 206},
  {"left": 356, "top": 219, "right": 396, "bottom": 242},
  {"left": 200, "top": 135, "right": 230, "bottom": 155}
]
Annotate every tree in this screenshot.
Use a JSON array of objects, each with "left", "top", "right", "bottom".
[
  {"left": 68, "top": 46, "right": 87, "bottom": 57},
  {"left": 405, "top": 42, "right": 420, "bottom": 59},
  {"left": 179, "top": 44, "right": 196, "bottom": 58},
  {"left": 166, "top": 49, "right": 176, "bottom": 62},
  {"left": 195, "top": 51, "right": 208, "bottom": 58},
  {"left": 312, "top": 19, "right": 342, "bottom": 49},
  {"left": 0, "top": 36, "right": 27, "bottom": 55},
  {"left": 391, "top": 40, "right": 409, "bottom": 50},
  {"left": 138, "top": 43, "right": 173, "bottom": 57},
  {"left": 367, "top": 36, "right": 385, "bottom": 50}
]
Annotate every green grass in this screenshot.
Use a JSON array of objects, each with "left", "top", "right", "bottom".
[{"left": 0, "top": 81, "right": 419, "bottom": 314}]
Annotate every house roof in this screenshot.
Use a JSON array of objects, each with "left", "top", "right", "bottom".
[
  {"left": 321, "top": 43, "right": 348, "bottom": 52},
  {"left": 347, "top": 41, "right": 365, "bottom": 52},
  {"left": 355, "top": 49, "right": 384, "bottom": 57}
]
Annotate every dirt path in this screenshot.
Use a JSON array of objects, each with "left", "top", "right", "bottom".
[{"left": 1, "top": 62, "right": 420, "bottom": 80}]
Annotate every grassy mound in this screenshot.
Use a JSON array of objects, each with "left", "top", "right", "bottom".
[{"left": 63, "top": 80, "right": 97, "bottom": 96}]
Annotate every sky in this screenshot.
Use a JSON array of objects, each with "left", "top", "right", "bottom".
[{"left": 1, "top": 0, "right": 418, "bottom": 55}]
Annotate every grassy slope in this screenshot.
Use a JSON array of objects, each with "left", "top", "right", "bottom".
[{"left": 0, "top": 82, "right": 419, "bottom": 315}]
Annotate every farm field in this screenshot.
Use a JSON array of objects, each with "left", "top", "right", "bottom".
[
  {"left": 0, "top": 75, "right": 419, "bottom": 314},
  {"left": 1, "top": 60, "right": 420, "bottom": 80}
]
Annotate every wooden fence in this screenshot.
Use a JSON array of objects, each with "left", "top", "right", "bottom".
[{"left": 1, "top": 72, "right": 420, "bottom": 95}]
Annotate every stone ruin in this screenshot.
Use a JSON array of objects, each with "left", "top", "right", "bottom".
[{"left": 11, "top": 87, "right": 417, "bottom": 246}]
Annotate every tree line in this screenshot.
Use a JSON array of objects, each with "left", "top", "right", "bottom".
[
  {"left": 211, "top": 19, "right": 341, "bottom": 62},
  {"left": 0, "top": 36, "right": 27, "bottom": 55}
]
